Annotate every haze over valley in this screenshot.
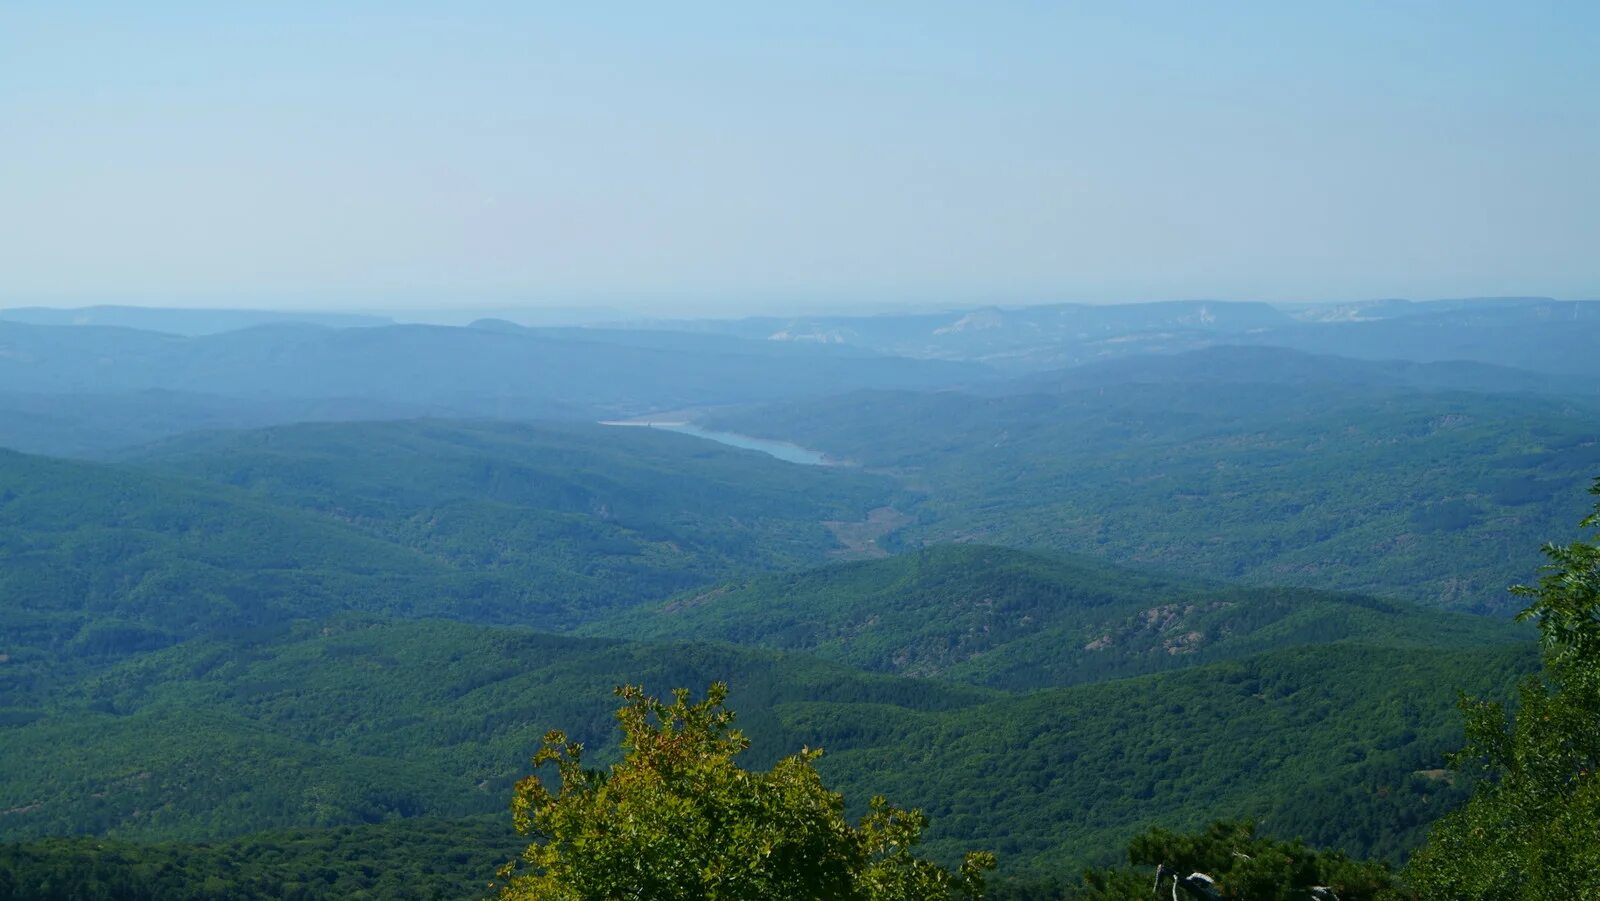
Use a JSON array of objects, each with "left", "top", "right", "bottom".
[
  {"left": 3, "top": 4, "right": 1598, "bottom": 898},
  {"left": 1, "top": 293, "right": 1596, "bottom": 898}
]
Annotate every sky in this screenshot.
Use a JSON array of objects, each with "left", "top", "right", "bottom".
[{"left": 1, "top": 1, "right": 1597, "bottom": 314}]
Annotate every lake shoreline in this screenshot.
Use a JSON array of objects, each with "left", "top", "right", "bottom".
[{"left": 600, "top": 420, "right": 834, "bottom": 466}]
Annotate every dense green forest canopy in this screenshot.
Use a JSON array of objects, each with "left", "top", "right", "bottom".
[
  {"left": 116, "top": 419, "right": 891, "bottom": 573},
  {"left": 114, "top": 419, "right": 894, "bottom": 614},
  {"left": 0, "top": 817, "right": 523, "bottom": 901},
  {"left": 0, "top": 613, "right": 1535, "bottom": 875},
  {"left": 0, "top": 422, "right": 896, "bottom": 709},
  {"left": 3, "top": 304, "right": 1598, "bottom": 897},
  {"left": 710, "top": 377, "right": 1600, "bottom": 612},
  {"left": 594, "top": 544, "right": 1522, "bottom": 689},
  {"left": 0, "top": 618, "right": 993, "bottom": 843}
]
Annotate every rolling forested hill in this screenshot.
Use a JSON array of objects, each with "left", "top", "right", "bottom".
[
  {"left": 0, "top": 618, "right": 992, "bottom": 842},
  {"left": 0, "top": 423, "right": 896, "bottom": 711},
  {"left": 2, "top": 302, "right": 1594, "bottom": 897},
  {"left": 0, "top": 614, "right": 1534, "bottom": 874},
  {"left": 115, "top": 419, "right": 895, "bottom": 596},
  {"left": 708, "top": 375, "right": 1600, "bottom": 612},
  {"left": 0, "top": 446, "right": 481, "bottom": 704},
  {"left": 0, "top": 425, "right": 1541, "bottom": 879},
  {"left": 811, "top": 641, "right": 1534, "bottom": 868},
  {"left": 591, "top": 544, "right": 1524, "bottom": 689}
]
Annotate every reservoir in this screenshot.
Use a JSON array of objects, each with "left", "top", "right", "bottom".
[{"left": 602, "top": 420, "right": 832, "bottom": 466}]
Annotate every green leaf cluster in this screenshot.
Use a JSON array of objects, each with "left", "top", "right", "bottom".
[{"left": 496, "top": 682, "right": 993, "bottom": 901}]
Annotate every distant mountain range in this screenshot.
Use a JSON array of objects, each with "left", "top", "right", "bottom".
[
  {"left": 998, "top": 345, "right": 1591, "bottom": 398},
  {"left": 639, "top": 296, "right": 1600, "bottom": 372},
  {"left": 0, "top": 319, "right": 990, "bottom": 455},
  {"left": 9, "top": 298, "right": 1599, "bottom": 382},
  {"left": 644, "top": 300, "right": 1291, "bottom": 369},
  {"left": 0, "top": 305, "right": 395, "bottom": 335}
]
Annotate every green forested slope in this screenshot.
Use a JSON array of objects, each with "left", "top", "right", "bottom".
[
  {"left": 0, "top": 400, "right": 1575, "bottom": 893},
  {"left": 0, "top": 447, "right": 496, "bottom": 708},
  {"left": 591, "top": 545, "right": 1523, "bottom": 689},
  {"left": 0, "top": 425, "right": 893, "bottom": 708},
  {"left": 116, "top": 419, "right": 891, "bottom": 580},
  {"left": 0, "top": 618, "right": 992, "bottom": 844},
  {"left": 0, "top": 817, "right": 522, "bottom": 901},
  {"left": 0, "top": 615, "right": 1533, "bottom": 875},
  {"left": 710, "top": 381, "right": 1600, "bottom": 611},
  {"left": 804, "top": 642, "right": 1535, "bottom": 871}
]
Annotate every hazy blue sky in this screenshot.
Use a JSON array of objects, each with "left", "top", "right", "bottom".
[{"left": 2, "top": 2, "right": 1596, "bottom": 313}]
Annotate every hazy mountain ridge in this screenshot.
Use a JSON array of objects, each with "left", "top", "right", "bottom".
[
  {"left": 0, "top": 305, "right": 395, "bottom": 335},
  {"left": 995, "top": 345, "right": 1593, "bottom": 398},
  {"left": 0, "top": 389, "right": 470, "bottom": 458},
  {"left": 0, "top": 319, "right": 990, "bottom": 422},
  {"left": 637, "top": 297, "right": 1600, "bottom": 373},
  {"left": 6, "top": 302, "right": 1593, "bottom": 464},
  {"left": 1228, "top": 310, "right": 1600, "bottom": 377},
  {"left": 641, "top": 300, "right": 1291, "bottom": 370}
]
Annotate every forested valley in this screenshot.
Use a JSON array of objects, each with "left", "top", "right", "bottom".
[{"left": 1, "top": 300, "right": 1596, "bottom": 898}]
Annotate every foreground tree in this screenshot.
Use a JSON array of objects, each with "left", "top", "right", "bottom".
[
  {"left": 1405, "top": 479, "right": 1600, "bottom": 900},
  {"left": 494, "top": 682, "right": 995, "bottom": 900},
  {"left": 1076, "top": 820, "right": 1400, "bottom": 900}
]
